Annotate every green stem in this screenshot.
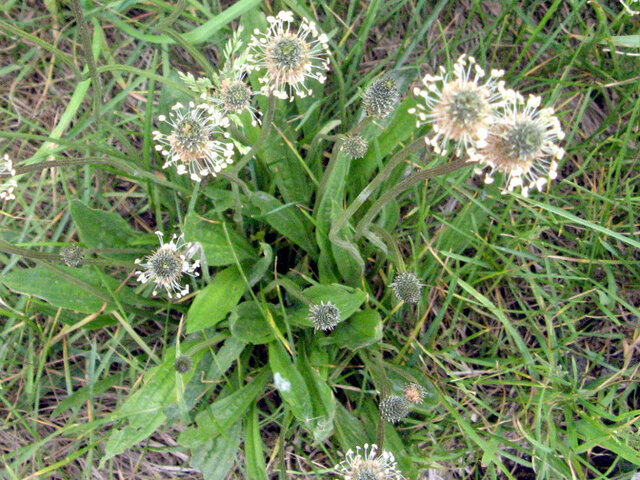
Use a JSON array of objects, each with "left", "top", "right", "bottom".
[
  {"left": 206, "top": 95, "right": 280, "bottom": 244},
  {"left": 229, "top": 123, "right": 250, "bottom": 146},
  {"left": 327, "top": 136, "right": 427, "bottom": 269},
  {"left": 278, "top": 408, "right": 293, "bottom": 480},
  {"left": 328, "top": 50, "right": 347, "bottom": 127},
  {"left": 184, "top": 332, "right": 227, "bottom": 356},
  {"left": 369, "top": 224, "right": 405, "bottom": 271},
  {"left": 104, "top": 157, "right": 192, "bottom": 194},
  {"left": 92, "top": 248, "right": 146, "bottom": 254},
  {"left": 360, "top": 348, "right": 391, "bottom": 449},
  {"left": 70, "top": 0, "right": 102, "bottom": 120},
  {"left": 0, "top": 238, "right": 59, "bottom": 260},
  {"left": 329, "top": 136, "right": 426, "bottom": 244},
  {"left": 355, "top": 158, "right": 471, "bottom": 241},
  {"left": 377, "top": 413, "right": 386, "bottom": 451},
  {"left": 218, "top": 171, "right": 251, "bottom": 196},
  {"left": 0, "top": 238, "right": 136, "bottom": 266},
  {"left": 230, "top": 182, "right": 244, "bottom": 229},
  {"left": 0, "top": 20, "right": 81, "bottom": 78},
  {"left": 1, "top": 158, "right": 111, "bottom": 176},
  {"left": 154, "top": 0, "right": 186, "bottom": 31},
  {"left": 261, "top": 277, "right": 308, "bottom": 304},
  {"left": 219, "top": 95, "right": 277, "bottom": 199},
  {"left": 0, "top": 140, "right": 190, "bottom": 193}
]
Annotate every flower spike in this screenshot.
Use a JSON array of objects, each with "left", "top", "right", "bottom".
[
  {"left": 410, "top": 54, "right": 508, "bottom": 157},
  {"left": 335, "top": 443, "right": 404, "bottom": 480},
  {"left": 469, "top": 92, "right": 564, "bottom": 197},
  {"left": 153, "top": 101, "right": 234, "bottom": 181},
  {"left": 247, "top": 10, "right": 330, "bottom": 101},
  {"left": 135, "top": 231, "right": 201, "bottom": 299}
]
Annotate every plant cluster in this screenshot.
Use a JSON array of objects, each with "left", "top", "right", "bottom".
[{"left": 11, "top": 4, "right": 633, "bottom": 480}]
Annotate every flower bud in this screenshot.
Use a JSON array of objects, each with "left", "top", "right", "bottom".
[
  {"left": 379, "top": 395, "right": 410, "bottom": 423},
  {"left": 174, "top": 355, "right": 193, "bottom": 374},
  {"left": 342, "top": 134, "right": 369, "bottom": 159},
  {"left": 390, "top": 271, "right": 423, "bottom": 305},
  {"left": 362, "top": 75, "right": 399, "bottom": 118},
  {"left": 309, "top": 301, "right": 341, "bottom": 332},
  {"left": 61, "top": 245, "right": 85, "bottom": 267}
]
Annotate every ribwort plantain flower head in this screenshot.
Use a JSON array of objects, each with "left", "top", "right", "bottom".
[
  {"left": 309, "top": 301, "right": 341, "bottom": 332},
  {"left": 342, "top": 134, "right": 369, "bottom": 159},
  {"left": 135, "top": 231, "right": 200, "bottom": 299},
  {"left": 379, "top": 395, "right": 410, "bottom": 424},
  {"left": 0, "top": 154, "right": 17, "bottom": 201},
  {"left": 153, "top": 101, "right": 234, "bottom": 181},
  {"left": 247, "top": 10, "right": 330, "bottom": 101},
  {"left": 469, "top": 92, "right": 564, "bottom": 197},
  {"left": 216, "top": 74, "right": 261, "bottom": 127},
  {"left": 409, "top": 54, "right": 507, "bottom": 156},
  {"left": 403, "top": 383, "right": 427, "bottom": 404},
  {"left": 362, "top": 76, "right": 400, "bottom": 119},
  {"left": 61, "top": 244, "right": 85, "bottom": 267},
  {"left": 174, "top": 355, "right": 193, "bottom": 374},
  {"left": 335, "top": 444, "right": 404, "bottom": 480},
  {"left": 390, "top": 271, "right": 423, "bottom": 305}
]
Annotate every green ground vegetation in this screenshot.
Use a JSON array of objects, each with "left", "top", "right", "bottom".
[{"left": 1, "top": 0, "right": 639, "bottom": 479}]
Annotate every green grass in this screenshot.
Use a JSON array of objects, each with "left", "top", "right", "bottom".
[{"left": 1, "top": 0, "right": 640, "bottom": 479}]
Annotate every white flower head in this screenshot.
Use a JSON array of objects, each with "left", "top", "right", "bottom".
[
  {"left": 335, "top": 444, "right": 404, "bottom": 480},
  {"left": 134, "top": 231, "right": 201, "bottom": 299},
  {"left": 0, "top": 154, "right": 17, "bottom": 201},
  {"left": 469, "top": 92, "right": 564, "bottom": 197},
  {"left": 247, "top": 10, "right": 330, "bottom": 101},
  {"left": 152, "top": 101, "right": 234, "bottom": 181},
  {"left": 409, "top": 54, "right": 508, "bottom": 157}
]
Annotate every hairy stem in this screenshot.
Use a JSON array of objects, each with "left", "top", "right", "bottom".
[
  {"left": 355, "top": 158, "right": 471, "bottom": 241},
  {"left": 369, "top": 224, "right": 405, "bottom": 270},
  {"left": 0, "top": 238, "right": 136, "bottom": 266},
  {"left": 0, "top": 238, "right": 59, "bottom": 261},
  {"left": 0, "top": 158, "right": 111, "bottom": 176},
  {"left": 232, "top": 94, "right": 277, "bottom": 174},
  {"left": 329, "top": 137, "right": 426, "bottom": 242},
  {"left": 0, "top": 150, "right": 190, "bottom": 193},
  {"left": 327, "top": 137, "right": 427, "bottom": 268}
]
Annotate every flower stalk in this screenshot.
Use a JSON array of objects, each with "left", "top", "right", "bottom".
[
  {"left": 355, "top": 157, "right": 470, "bottom": 245},
  {"left": 0, "top": 158, "right": 112, "bottom": 177},
  {"left": 0, "top": 238, "right": 135, "bottom": 266},
  {"left": 328, "top": 136, "right": 428, "bottom": 269}
]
